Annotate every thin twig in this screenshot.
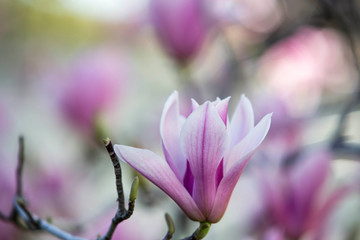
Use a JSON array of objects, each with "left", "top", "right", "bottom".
[
  {"left": 163, "top": 213, "right": 175, "bottom": 240},
  {"left": 322, "top": 0, "right": 360, "bottom": 152},
  {"left": 16, "top": 136, "right": 25, "bottom": 196},
  {"left": 98, "top": 139, "right": 138, "bottom": 240},
  {"left": 332, "top": 142, "right": 360, "bottom": 158},
  {"left": 104, "top": 138, "right": 125, "bottom": 212},
  {"left": 0, "top": 136, "right": 89, "bottom": 240},
  {"left": 1, "top": 136, "right": 138, "bottom": 240},
  {"left": 14, "top": 200, "right": 86, "bottom": 240}
]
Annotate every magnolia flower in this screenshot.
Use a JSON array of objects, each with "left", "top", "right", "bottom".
[
  {"left": 150, "top": 0, "right": 211, "bottom": 63},
  {"left": 254, "top": 95, "right": 303, "bottom": 164},
  {"left": 259, "top": 27, "right": 351, "bottom": 115},
  {"left": 60, "top": 49, "right": 126, "bottom": 135},
  {"left": 259, "top": 151, "right": 350, "bottom": 239},
  {"left": 115, "top": 92, "right": 271, "bottom": 223}
]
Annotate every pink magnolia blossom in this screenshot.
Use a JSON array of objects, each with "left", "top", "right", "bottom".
[
  {"left": 60, "top": 49, "right": 126, "bottom": 134},
  {"left": 254, "top": 95, "right": 303, "bottom": 163},
  {"left": 259, "top": 27, "right": 351, "bottom": 114},
  {"left": 150, "top": 0, "right": 212, "bottom": 63},
  {"left": 115, "top": 91, "right": 271, "bottom": 223},
  {"left": 259, "top": 152, "right": 350, "bottom": 239}
]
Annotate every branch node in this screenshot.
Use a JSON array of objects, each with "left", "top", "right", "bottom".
[
  {"left": 163, "top": 213, "right": 175, "bottom": 240},
  {"left": 129, "top": 176, "right": 139, "bottom": 202}
]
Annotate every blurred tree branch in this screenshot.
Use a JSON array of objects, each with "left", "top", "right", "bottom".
[{"left": 0, "top": 136, "right": 138, "bottom": 240}]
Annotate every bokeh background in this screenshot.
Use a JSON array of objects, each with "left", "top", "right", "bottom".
[{"left": 1, "top": 0, "right": 360, "bottom": 239}]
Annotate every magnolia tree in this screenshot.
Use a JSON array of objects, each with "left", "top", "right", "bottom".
[{"left": 1, "top": 0, "right": 360, "bottom": 240}]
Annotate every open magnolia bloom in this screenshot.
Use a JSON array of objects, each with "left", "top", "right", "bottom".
[{"left": 114, "top": 92, "right": 271, "bottom": 223}]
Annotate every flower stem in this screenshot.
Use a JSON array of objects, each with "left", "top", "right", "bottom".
[{"left": 183, "top": 222, "right": 211, "bottom": 240}]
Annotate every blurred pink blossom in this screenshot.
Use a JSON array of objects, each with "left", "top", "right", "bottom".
[
  {"left": 26, "top": 165, "right": 82, "bottom": 218},
  {"left": 114, "top": 91, "right": 271, "bottom": 223},
  {"left": 60, "top": 49, "right": 127, "bottom": 135},
  {"left": 263, "top": 228, "right": 284, "bottom": 240},
  {"left": 84, "top": 208, "right": 163, "bottom": 240},
  {"left": 0, "top": 159, "right": 82, "bottom": 239},
  {"left": 258, "top": 151, "right": 350, "bottom": 239},
  {"left": 0, "top": 161, "right": 22, "bottom": 239},
  {"left": 150, "top": 0, "right": 212, "bottom": 63},
  {"left": 254, "top": 95, "right": 303, "bottom": 163},
  {"left": 259, "top": 27, "right": 352, "bottom": 114}
]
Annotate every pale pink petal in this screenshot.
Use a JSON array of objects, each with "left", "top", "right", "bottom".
[
  {"left": 290, "top": 152, "right": 330, "bottom": 226},
  {"left": 309, "top": 185, "right": 350, "bottom": 233},
  {"left": 257, "top": 170, "right": 288, "bottom": 225},
  {"left": 180, "top": 102, "right": 229, "bottom": 216},
  {"left": 215, "top": 97, "right": 230, "bottom": 126},
  {"left": 160, "top": 91, "right": 187, "bottom": 180},
  {"left": 263, "top": 227, "right": 285, "bottom": 240},
  {"left": 213, "top": 98, "right": 221, "bottom": 105},
  {"left": 208, "top": 114, "right": 271, "bottom": 222},
  {"left": 114, "top": 145, "right": 205, "bottom": 221},
  {"left": 208, "top": 152, "right": 253, "bottom": 222},
  {"left": 229, "top": 95, "right": 255, "bottom": 148},
  {"left": 225, "top": 113, "right": 272, "bottom": 171},
  {"left": 191, "top": 98, "right": 200, "bottom": 112}
]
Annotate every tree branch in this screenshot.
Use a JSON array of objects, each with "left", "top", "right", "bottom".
[
  {"left": 98, "top": 139, "right": 139, "bottom": 240},
  {"left": 16, "top": 136, "right": 25, "bottom": 196},
  {"left": 0, "top": 136, "right": 138, "bottom": 240},
  {"left": 104, "top": 138, "right": 125, "bottom": 212}
]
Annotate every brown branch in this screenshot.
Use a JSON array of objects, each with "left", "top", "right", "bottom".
[
  {"left": 1, "top": 136, "right": 138, "bottom": 240},
  {"left": 98, "top": 139, "right": 138, "bottom": 240},
  {"left": 16, "top": 136, "right": 25, "bottom": 196},
  {"left": 104, "top": 138, "right": 125, "bottom": 212},
  {"left": 0, "top": 136, "right": 88, "bottom": 239}
]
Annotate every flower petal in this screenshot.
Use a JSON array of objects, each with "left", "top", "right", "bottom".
[
  {"left": 290, "top": 152, "right": 330, "bottom": 228},
  {"left": 225, "top": 113, "right": 272, "bottom": 172},
  {"left": 207, "top": 152, "right": 253, "bottom": 222},
  {"left": 229, "top": 95, "right": 255, "bottom": 148},
  {"left": 214, "top": 97, "right": 230, "bottom": 126},
  {"left": 309, "top": 185, "right": 350, "bottom": 231},
  {"left": 191, "top": 98, "right": 200, "bottom": 112},
  {"left": 208, "top": 113, "right": 271, "bottom": 222},
  {"left": 160, "top": 91, "right": 187, "bottom": 180},
  {"left": 181, "top": 102, "right": 229, "bottom": 216},
  {"left": 114, "top": 144, "right": 205, "bottom": 221}
]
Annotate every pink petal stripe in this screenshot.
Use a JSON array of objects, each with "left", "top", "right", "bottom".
[
  {"left": 160, "top": 91, "right": 187, "bottom": 180},
  {"left": 225, "top": 113, "right": 272, "bottom": 172},
  {"left": 257, "top": 170, "right": 288, "bottom": 225},
  {"left": 180, "top": 102, "right": 229, "bottom": 216},
  {"left": 229, "top": 95, "right": 255, "bottom": 148},
  {"left": 114, "top": 145, "right": 205, "bottom": 221},
  {"left": 215, "top": 97, "right": 230, "bottom": 126},
  {"left": 309, "top": 185, "right": 350, "bottom": 233},
  {"left": 208, "top": 152, "right": 253, "bottom": 222},
  {"left": 290, "top": 152, "right": 330, "bottom": 226},
  {"left": 209, "top": 114, "right": 271, "bottom": 222}
]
